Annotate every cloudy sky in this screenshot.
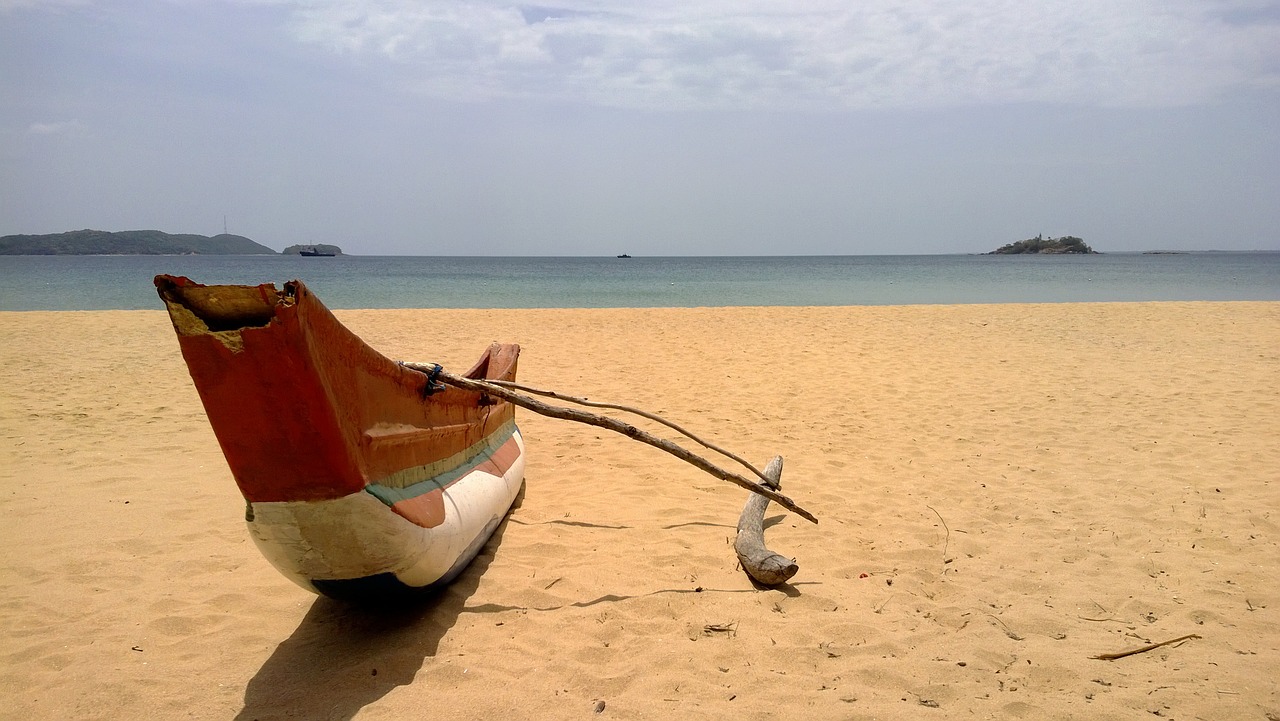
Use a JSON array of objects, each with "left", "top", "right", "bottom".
[{"left": 2, "top": 1, "right": 1278, "bottom": 255}]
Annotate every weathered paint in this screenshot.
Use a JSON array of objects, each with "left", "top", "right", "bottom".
[
  {"left": 155, "top": 275, "right": 526, "bottom": 598},
  {"left": 247, "top": 430, "right": 526, "bottom": 591},
  {"left": 365, "top": 423, "right": 522, "bottom": 529}
]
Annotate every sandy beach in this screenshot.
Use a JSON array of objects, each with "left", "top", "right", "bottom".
[{"left": 2, "top": 301, "right": 1277, "bottom": 720}]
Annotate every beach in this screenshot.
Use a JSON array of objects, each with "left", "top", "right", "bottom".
[{"left": 2, "top": 301, "right": 1278, "bottom": 720}]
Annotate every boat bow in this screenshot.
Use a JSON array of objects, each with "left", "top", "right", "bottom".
[{"left": 156, "top": 275, "right": 525, "bottom": 599}]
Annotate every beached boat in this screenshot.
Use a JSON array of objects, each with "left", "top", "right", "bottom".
[{"left": 154, "top": 275, "right": 525, "bottom": 601}]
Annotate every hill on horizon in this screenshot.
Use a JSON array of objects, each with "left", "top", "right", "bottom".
[{"left": 0, "top": 229, "right": 278, "bottom": 255}]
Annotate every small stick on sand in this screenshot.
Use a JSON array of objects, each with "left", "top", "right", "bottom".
[
  {"left": 926, "top": 504, "right": 950, "bottom": 567},
  {"left": 734, "top": 456, "right": 799, "bottom": 586},
  {"left": 703, "top": 622, "right": 738, "bottom": 637},
  {"left": 1091, "top": 634, "right": 1202, "bottom": 661},
  {"left": 987, "top": 614, "right": 1025, "bottom": 641}
]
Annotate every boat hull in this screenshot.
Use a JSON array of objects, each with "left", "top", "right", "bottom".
[
  {"left": 249, "top": 429, "right": 525, "bottom": 600},
  {"left": 155, "top": 275, "right": 525, "bottom": 601}
]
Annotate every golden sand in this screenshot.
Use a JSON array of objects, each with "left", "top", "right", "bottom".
[{"left": 2, "top": 302, "right": 1278, "bottom": 720}]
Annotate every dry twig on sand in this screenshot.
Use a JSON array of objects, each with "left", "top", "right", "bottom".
[
  {"left": 1091, "top": 634, "right": 1202, "bottom": 661},
  {"left": 926, "top": 504, "right": 950, "bottom": 568}
]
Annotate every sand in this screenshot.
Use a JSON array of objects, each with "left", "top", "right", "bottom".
[{"left": 1, "top": 301, "right": 1278, "bottom": 720}]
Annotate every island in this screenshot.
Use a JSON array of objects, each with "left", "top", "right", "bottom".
[
  {"left": 988, "top": 235, "right": 1097, "bottom": 254},
  {"left": 283, "top": 244, "right": 343, "bottom": 256},
  {"left": 0, "top": 229, "right": 276, "bottom": 255}
]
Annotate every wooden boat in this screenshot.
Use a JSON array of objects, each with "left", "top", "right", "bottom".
[{"left": 154, "top": 275, "right": 525, "bottom": 601}]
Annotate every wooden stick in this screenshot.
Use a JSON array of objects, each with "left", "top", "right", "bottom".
[
  {"left": 734, "top": 456, "right": 799, "bottom": 586},
  {"left": 1091, "top": 634, "right": 1201, "bottom": 661},
  {"left": 400, "top": 362, "right": 818, "bottom": 524},
  {"left": 484, "top": 378, "right": 770, "bottom": 484}
]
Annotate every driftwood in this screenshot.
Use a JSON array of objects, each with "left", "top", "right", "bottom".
[
  {"left": 1091, "top": 634, "right": 1201, "bottom": 661},
  {"left": 734, "top": 456, "right": 799, "bottom": 586},
  {"left": 400, "top": 362, "right": 817, "bottom": 524}
]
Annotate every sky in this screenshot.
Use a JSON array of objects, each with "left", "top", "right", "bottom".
[{"left": 2, "top": 1, "right": 1278, "bottom": 255}]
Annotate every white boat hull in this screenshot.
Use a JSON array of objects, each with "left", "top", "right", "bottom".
[{"left": 247, "top": 430, "right": 525, "bottom": 598}]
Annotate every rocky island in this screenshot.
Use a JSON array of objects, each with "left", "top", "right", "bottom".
[
  {"left": 988, "top": 235, "right": 1097, "bottom": 254},
  {"left": 0, "top": 229, "right": 276, "bottom": 255}
]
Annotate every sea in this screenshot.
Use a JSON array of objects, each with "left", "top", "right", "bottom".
[{"left": 1, "top": 252, "right": 1277, "bottom": 311}]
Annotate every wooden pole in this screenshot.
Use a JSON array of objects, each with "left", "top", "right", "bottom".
[
  {"left": 400, "top": 362, "right": 818, "bottom": 524},
  {"left": 734, "top": 456, "right": 799, "bottom": 586},
  {"left": 483, "top": 378, "right": 770, "bottom": 484}
]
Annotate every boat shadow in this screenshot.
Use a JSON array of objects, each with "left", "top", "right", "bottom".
[{"left": 234, "top": 511, "right": 517, "bottom": 721}]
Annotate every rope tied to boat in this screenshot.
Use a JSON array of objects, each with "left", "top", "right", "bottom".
[{"left": 418, "top": 363, "right": 446, "bottom": 397}]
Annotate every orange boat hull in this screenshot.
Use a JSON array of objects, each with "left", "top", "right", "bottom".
[{"left": 156, "top": 275, "right": 525, "bottom": 600}]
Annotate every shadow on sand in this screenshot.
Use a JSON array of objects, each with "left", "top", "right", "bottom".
[
  {"left": 235, "top": 499, "right": 801, "bottom": 719},
  {"left": 234, "top": 509, "right": 517, "bottom": 721}
]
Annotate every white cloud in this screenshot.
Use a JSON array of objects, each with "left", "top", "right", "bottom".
[
  {"left": 27, "top": 120, "right": 84, "bottom": 135},
  {"left": 281, "top": 0, "right": 1280, "bottom": 109},
  {"left": 0, "top": 0, "right": 87, "bottom": 11}
]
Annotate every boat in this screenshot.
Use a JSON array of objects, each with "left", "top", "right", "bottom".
[
  {"left": 154, "top": 275, "right": 525, "bottom": 602},
  {"left": 616, "top": 253, "right": 632, "bottom": 258},
  {"left": 299, "top": 246, "right": 335, "bottom": 257}
]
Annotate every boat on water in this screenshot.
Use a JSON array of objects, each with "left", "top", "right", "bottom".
[
  {"left": 299, "top": 246, "right": 336, "bottom": 257},
  {"left": 154, "top": 275, "right": 525, "bottom": 602}
]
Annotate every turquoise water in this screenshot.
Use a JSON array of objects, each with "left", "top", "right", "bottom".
[{"left": 1, "top": 253, "right": 1277, "bottom": 311}]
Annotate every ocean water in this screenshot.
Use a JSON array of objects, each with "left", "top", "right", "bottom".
[{"left": 1, "top": 253, "right": 1277, "bottom": 311}]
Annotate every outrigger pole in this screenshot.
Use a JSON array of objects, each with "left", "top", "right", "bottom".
[{"left": 400, "top": 362, "right": 818, "bottom": 525}]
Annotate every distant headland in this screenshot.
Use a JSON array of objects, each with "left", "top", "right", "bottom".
[
  {"left": 0, "top": 230, "right": 279, "bottom": 255},
  {"left": 988, "top": 235, "right": 1097, "bottom": 254}
]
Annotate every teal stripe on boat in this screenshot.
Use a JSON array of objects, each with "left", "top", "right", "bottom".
[{"left": 364, "top": 421, "right": 518, "bottom": 507}]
